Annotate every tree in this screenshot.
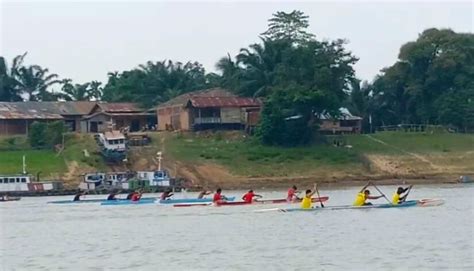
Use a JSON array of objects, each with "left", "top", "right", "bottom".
[
  {"left": 360, "top": 28, "right": 474, "bottom": 131},
  {"left": 223, "top": 11, "right": 358, "bottom": 145},
  {"left": 15, "top": 65, "right": 61, "bottom": 101},
  {"left": 261, "top": 10, "right": 315, "bottom": 44},
  {"left": 101, "top": 60, "right": 209, "bottom": 107},
  {"left": 0, "top": 54, "right": 26, "bottom": 101},
  {"left": 60, "top": 79, "right": 102, "bottom": 101}
]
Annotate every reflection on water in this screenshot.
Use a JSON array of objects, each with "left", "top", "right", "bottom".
[{"left": 1, "top": 184, "right": 473, "bottom": 270}]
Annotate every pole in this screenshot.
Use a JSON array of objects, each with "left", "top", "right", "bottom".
[{"left": 22, "top": 155, "right": 26, "bottom": 174}]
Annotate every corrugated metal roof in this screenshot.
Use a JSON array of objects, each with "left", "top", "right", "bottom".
[
  {"left": 190, "top": 97, "right": 261, "bottom": 108},
  {"left": 97, "top": 103, "right": 142, "bottom": 113},
  {"left": 157, "top": 88, "right": 237, "bottom": 108},
  {"left": 0, "top": 102, "right": 64, "bottom": 120}
]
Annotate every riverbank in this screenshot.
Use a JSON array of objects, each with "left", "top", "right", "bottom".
[{"left": 1, "top": 131, "right": 473, "bottom": 190}]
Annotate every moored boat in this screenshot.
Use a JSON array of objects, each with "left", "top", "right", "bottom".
[{"left": 0, "top": 196, "right": 21, "bottom": 202}]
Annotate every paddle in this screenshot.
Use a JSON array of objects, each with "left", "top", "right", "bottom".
[
  {"left": 371, "top": 183, "right": 392, "bottom": 204},
  {"left": 315, "top": 183, "right": 324, "bottom": 208}
]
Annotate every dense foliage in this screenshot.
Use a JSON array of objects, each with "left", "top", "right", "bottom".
[
  {"left": 29, "top": 121, "right": 66, "bottom": 149},
  {"left": 1, "top": 10, "right": 473, "bottom": 141},
  {"left": 355, "top": 29, "right": 474, "bottom": 132},
  {"left": 217, "top": 11, "right": 357, "bottom": 145},
  {"left": 101, "top": 60, "right": 214, "bottom": 108}
]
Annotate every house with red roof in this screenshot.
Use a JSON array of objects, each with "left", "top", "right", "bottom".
[{"left": 156, "top": 88, "right": 261, "bottom": 131}]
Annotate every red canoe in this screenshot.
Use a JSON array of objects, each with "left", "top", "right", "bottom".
[{"left": 173, "top": 196, "right": 329, "bottom": 207}]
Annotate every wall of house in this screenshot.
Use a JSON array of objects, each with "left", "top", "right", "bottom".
[
  {"left": 157, "top": 106, "right": 189, "bottom": 131},
  {"left": 85, "top": 114, "right": 110, "bottom": 133},
  {"left": 0, "top": 119, "right": 28, "bottom": 135},
  {"left": 221, "top": 108, "right": 241, "bottom": 124}
]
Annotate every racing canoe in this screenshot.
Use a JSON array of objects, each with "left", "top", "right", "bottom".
[
  {"left": 0, "top": 197, "right": 21, "bottom": 202},
  {"left": 256, "top": 199, "right": 444, "bottom": 213},
  {"left": 100, "top": 198, "right": 157, "bottom": 206},
  {"left": 173, "top": 196, "right": 329, "bottom": 207},
  {"left": 159, "top": 197, "right": 236, "bottom": 204},
  {"left": 48, "top": 197, "right": 157, "bottom": 204}
]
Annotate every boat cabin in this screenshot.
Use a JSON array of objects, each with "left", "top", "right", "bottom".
[
  {"left": 0, "top": 175, "right": 55, "bottom": 192},
  {"left": 98, "top": 130, "right": 127, "bottom": 151},
  {"left": 136, "top": 170, "right": 171, "bottom": 187}
]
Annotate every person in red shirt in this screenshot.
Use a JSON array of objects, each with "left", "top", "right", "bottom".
[
  {"left": 130, "top": 190, "right": 142, "bottom": 202},
  {"left": 242, "top": 190, "right": 262, "bottom": 203},
  {"left": 213, "top": 188, "right": 228, "bottom": 203},
  {"left": 287, "top": 185, "right": 300, "bottom": 202}
]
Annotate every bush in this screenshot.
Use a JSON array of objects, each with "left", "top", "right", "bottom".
[{"left": 29, "top": 121, "right": 66, "bottom": 149}]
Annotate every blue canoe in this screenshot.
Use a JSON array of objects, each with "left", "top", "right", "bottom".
[
  {"left": 258, "top": 199, "right": 444, "bottom": 213},
  {"left": 100, "top": 198, "right": 156, "bottom": 206},
  {"left": 159, "top": 196, "right": 236, "bottom": 204},
  {"left": 48, "top": 197, "right": 157, "bottom": 204}
]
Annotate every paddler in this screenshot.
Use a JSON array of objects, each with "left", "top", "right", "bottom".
[
  {"left": 131, "top": 190, "right": 143, "bottom": 202},
  {"left": 213, "top": 188, "right": 228, "bottom": 203},
  {"left": 107, "top": 190, "right": 119, "bottom": 201},
  {"left": 392, "top": 185, "right": 413, "bottom": 205},
  {"left": 301, "top": 184, "right": 317, "bottom": 209},
  {"left": 353, "top": 183, "right": 384, "bottom": 206},
  {"left": 287, "top": 185, "right": 300, "bottom": 201},
  {"left": 242, "top": 190, "right": 262, "bottom": 203},
  {"left": 197, "top": 190, "right": 212, "bottom": 199},
  {"left": 73, "top": 191, "right": 86, "bottom": 201},
  {"left": 160, "top": 188, "right": 174, "bottom": 200},
  {"left": 126, "top": 191, "right": 135, "bottom": 200}
]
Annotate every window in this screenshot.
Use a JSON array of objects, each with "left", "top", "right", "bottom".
[
  {"left": 0, "top": 178, "right": 4, "bottom": 183},
  {"left": 9, "top": 178, "right": 15, "bottom": 183},
  {"left": 21, "top": 178, "right": 27, "bottom": 183},
  {"left": 16, "top": 178, "right": 20, "bottom": 183}
]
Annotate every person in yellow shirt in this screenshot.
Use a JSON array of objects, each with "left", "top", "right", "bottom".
[
  {"left": 392, "top": 185, "right": 413, "bottom": 205},
  {"left": 301, "top": 185, "right": 317, "bottom": 209},
  {"left": 353, "top": 183, "right": 384, "bottom": 206}
]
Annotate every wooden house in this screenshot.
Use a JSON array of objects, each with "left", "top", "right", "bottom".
[{"left": 156, "top": 88, "right": 261, "bottom": 131}]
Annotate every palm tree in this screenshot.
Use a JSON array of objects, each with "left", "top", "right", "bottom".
[
  {"left": 60, "top": 79, "right": 103, "bottom": 101},
  {"left": 0, "top": 53, "right": 27, "bottom": 101},
  {"left": 15, "top": 65, "right": 61, "bottom": 101}
]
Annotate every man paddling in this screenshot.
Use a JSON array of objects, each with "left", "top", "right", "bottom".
[
  {"left": 213, "top": 188, "right": 228, "bottom": 204},
  {"left": 160, "top": 188, "right": 174, "bottom": 200},
  {"left": 301, "top": 184, "right": 317, "bottom": 209},
  {"left": 197, "top": 190, "right": 212, "bottom": 199},
  {"left": 107, "top": 190, "right": 119, "bottom": 201},
  {"left": 73, "top": 191, "right": 86, "bottom": 201},
  {"left": 131, "top": 190, "right": 143, "bottom": 202},
  {"left": 392, "top": 185, "right": 413, "bottom": 205},
  {"left": 242, "top": 190, "right": 262, "bottom": 203},
  {"left": 353, "top": 183, "right": 384, "bottom": 206},
  {"left": 287, "top": 185, "right": 300, "bottom": 202}
]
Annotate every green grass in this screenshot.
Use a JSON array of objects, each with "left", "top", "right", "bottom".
[
  {"left": 166, "top": 133, "right": 364, "bottom": 177},
  {"left": 344, "top": 132, "right": 474, "bottom": 154},
  {"left": 0, "top": 133, "right": 106, "bottom": 177},
  {"left": 165, "top": 131, "right": 474, "bottom": 177},
  {"left": 0, "top": 150, "right": 67, "bottom": 175}
]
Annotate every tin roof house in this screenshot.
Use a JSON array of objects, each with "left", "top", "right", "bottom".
[{"left": 156, "top": 88, "right": 261, "bottom": 131}]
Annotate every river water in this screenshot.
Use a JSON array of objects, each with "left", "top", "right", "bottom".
[{"left": 1, "top": 184, "right": 473, "bottom": 270}]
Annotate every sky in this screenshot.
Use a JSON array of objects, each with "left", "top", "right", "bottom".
[{"left": 0, "top": 0, "right": 473, "bottom": 85}]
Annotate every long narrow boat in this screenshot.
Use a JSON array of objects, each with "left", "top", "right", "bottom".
[
  {"left": 257, "top": 199, "right": 444, "bottom": 213},
  {"left": 173, "top": 196, "right": 329, "bottom": 207},
  {"left": 0, "top": 197, "right": 21, "bottom": 202},
  {"left": 100, "top": 198, "right": 156, "bottom": 206},
  {"left": 159, "top": 197, "right": 236, "bottom": 204},
  {"left": 48, "top": 197, "right": 157, "bottom": 204}
]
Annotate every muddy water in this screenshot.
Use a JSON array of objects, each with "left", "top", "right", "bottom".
[{"left": 1, "top": 184, "right": 473, "bottom": 270}]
